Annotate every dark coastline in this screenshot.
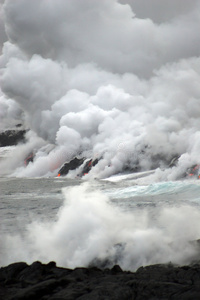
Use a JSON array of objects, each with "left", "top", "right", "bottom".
[{"left": 1, "top": 261, "right": 200, "bottom": 299}]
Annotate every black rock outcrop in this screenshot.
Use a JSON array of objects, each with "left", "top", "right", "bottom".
[
  {"left": 57, "top": 157, "right": 100, "bottom": 177},
  {"left": 0, "top": 130, "right": 26, "bottom": 147},
  {"left": 57, "top": 157, "right": 85, "bottom": 176},
  {"left": 80, "top": 158, "right": 99, "bottom": 176},
  {"left": 1, "top": 261, "right": 200, "bottom": 299}
]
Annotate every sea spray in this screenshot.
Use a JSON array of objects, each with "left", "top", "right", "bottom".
[{"left": 1, "top": 183, "right": 200, "bottom": 270}]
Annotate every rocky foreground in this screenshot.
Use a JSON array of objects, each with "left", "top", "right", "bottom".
[{"left": 1, "top": 261, "right": 200, "bottom": 299}]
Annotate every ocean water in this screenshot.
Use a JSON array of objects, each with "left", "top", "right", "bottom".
[{"left": 1, "top": 173, "right": 200, "bottom": 272}]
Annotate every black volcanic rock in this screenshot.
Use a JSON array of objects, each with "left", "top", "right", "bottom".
[
  {"left": 1, "top": 261, "right": 200, "bottom": 299},
  {"left": 80, "top": 158, "right": 99, "bottom": 176},
  {"left": 57, "top": 157, "right": 86, "bottom": 176},
  {"left": 0, "top": 130, "right": 26, "bottom": 147},
  {"left": 57, "top": 157, "right": 100, "bottom": 177}
]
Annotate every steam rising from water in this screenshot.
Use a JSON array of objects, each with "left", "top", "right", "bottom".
[
  {"left": 1, "top": 184, "right": 200, "bottom": 270},
  {"left": 0, "top": 0, "right": 200, "bottom": 178}
]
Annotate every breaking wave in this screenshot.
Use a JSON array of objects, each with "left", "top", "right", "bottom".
[{"left": 1, "top": 183, "right": 200, "bottom": 271}]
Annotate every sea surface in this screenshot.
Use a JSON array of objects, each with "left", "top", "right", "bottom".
[{"left": 1, "top": 172, "right": 200, "bottom": 271}]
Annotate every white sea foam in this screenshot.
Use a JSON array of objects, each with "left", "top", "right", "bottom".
[{"left": 1, "top": 183, "right": 200, "bottom": 270}]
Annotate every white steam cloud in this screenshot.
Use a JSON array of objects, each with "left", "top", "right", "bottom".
[
  {"left": 1, "top": 184, "right": 200, "bottom": 270},
  {"left": 0, "top": 0, "right": 200, "bottom": 178}
]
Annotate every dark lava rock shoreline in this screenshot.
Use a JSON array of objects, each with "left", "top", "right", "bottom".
[{"left": 1, "top": 261, "right": 200, "bottom": 299}]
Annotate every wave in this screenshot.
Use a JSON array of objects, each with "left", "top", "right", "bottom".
[{"left": 1, "top": 182, "right": 200, "bottom": 271}]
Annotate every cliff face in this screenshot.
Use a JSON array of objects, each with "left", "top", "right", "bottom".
[{"left": 1, "top": 261, "right": 200, "bottom": 300}]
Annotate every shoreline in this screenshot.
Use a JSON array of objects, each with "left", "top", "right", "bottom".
[{"left": 1, "top": 261, "right": 200, "bottom": 299}]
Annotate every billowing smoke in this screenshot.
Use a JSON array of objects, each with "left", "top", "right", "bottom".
[{"left": 0, "top": 0, "right": 200, "bottom": 178}]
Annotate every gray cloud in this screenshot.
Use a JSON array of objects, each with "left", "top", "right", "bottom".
[
  {"left": 2, "top": 0, "right": 200, "bottom": 76},
  {"left": 0, "top": 0, "right": 200, "bottom": 178},
  {"left": 119, "top": 0, "right": 199, "bottom": 23},
  {"left": 0, "top": 0, "right": 7, "bottom": 54}
]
